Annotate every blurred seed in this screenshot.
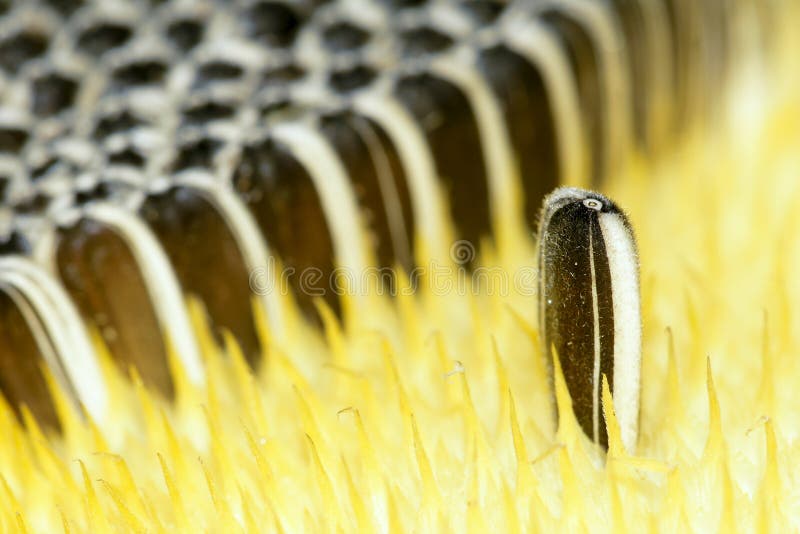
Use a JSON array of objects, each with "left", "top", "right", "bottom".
[
  {"left": 0, "top": 287, "right": 61, "bottom": 431},
  {"left": 141, "top": 186, "right": 263, "bottom": 369},
  {"left": 56, "top": 218, "right": 175, "bottom": 398},
  {"left": 232, "top": 139, "right": 340, "bottom": 320},
  {"left": 395, "top": 73, "right": 491, "bottom": 262},
  {"left": 539, "top": 10, "right": 606, "bottom": 183}
]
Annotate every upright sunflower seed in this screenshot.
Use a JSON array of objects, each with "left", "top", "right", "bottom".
[{"left": 537, "top": 187, "right": 641, "bottom": 451}]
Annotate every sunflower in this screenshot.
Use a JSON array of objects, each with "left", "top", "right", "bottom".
[{"left": 0, "top": 1, "right": 798, "bottom": 532}]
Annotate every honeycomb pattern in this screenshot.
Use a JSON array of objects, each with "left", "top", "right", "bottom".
[{"left": 0, "top": 0, "right": 719, "bottom": 215}]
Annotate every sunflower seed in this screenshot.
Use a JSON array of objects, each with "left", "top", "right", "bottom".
[{"left": 537, "top": 187, "right": 641, "bottom": 451}]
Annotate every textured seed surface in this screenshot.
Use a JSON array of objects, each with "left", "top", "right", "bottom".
[{"left": 538, "top": 187, "right": 641, "bottom": 450}]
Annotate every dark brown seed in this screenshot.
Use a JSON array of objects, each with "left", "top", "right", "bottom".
[
  {"left": 0, "top": 288, "right": 61, "bottom": 431},
  {"left": 56, "top": 218, "right": 175, "bottom": 398},
  {"left": 320, "top": 112, "right": 414, "bottom": 275},
  {"left": 232, "top": 139, "right": 340, "bottom": 320},
  {"left": 538, "top": 187, "right": 641, "bottom": 451},
  {"left": 141, "top": 186, "right": 263, "bottom": 368},
  {"left": 479, "top": 45, "right": 560, "bottom": 226},
  {"left": 395, "top": 73, "right": 490, "bottom": 262}
]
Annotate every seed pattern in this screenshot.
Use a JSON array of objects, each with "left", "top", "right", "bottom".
[{"left": 0, "top": 0, "right": 732, "bottom": 430}]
